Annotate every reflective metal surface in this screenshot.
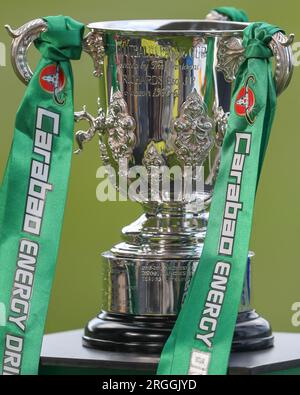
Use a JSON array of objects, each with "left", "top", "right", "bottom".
[
  {"left": 102, "top": 254, "right": 197, "bottom": 315},
  {"left": 88, "top": 19, "right": 249, "bottom": 35},
  {"left": 102, "top": 251, "right": 253, "bottom": 316},
  {"left": 6, "top": 19, "right": 294, "bottom": 319},
  {"left": 7, "top": 19, "right": 294, "bottom": 93}
]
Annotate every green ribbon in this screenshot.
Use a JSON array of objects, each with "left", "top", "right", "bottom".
[
  {"left": 204, "top": 7, "right": 249, "bottom": 108},
  {"left": 0, "top": 16, "right": 84, "bottom": 375},
  {"left": 158, "top": 22, "right": 281, "bottom": 376}
]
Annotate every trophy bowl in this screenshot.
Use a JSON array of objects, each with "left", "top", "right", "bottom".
[{"left": 7, "top": 17, "right": 294, "bottom": 354}]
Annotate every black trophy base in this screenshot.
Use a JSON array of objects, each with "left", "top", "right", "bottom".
[
  {"left": 234, "top": 310, "right": 274, "bottom": 351},
  {"left": 83, "top": 310, "right": 274, "bottom": 354}
]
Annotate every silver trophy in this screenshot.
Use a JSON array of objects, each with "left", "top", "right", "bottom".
[{"left": 6, "top": 15, "right": 294, "bottom": 353}]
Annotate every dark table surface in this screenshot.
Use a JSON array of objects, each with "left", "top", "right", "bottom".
[{"left": 40, "top": 330, "right": 300, "bottom": 375}]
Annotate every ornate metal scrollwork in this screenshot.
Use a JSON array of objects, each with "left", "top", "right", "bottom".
[
  {"left": 83, "top": 30, "right": 106, "bottom": 78},
  {"left": 74, "top": 92, "right": 136, "bottom": 163},
  {"left": 74, "top": 99, "right": 106, "bottom": 154},
  {"left": 213, "top": 106, "right": 230, "bottom": 148},
  {"left": 105, "top": 92, "right": 136, "bottom": 162},
  {"left": 205, "top": 106, "right": 230, "bottom": 187},
  {"left": 216, "top": 32, "right": 294, "bottom": 95},
  {"left": 171, "top": 91, "right": 214, "bottom": 167},
  {"left": 142, "top": 142, "right": 165, "bottom": 171},
  {"left": 216, "top": 37, "right": 245, "bottom": 83}
]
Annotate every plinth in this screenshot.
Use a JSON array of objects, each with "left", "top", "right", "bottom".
[{"left": 39, "top": 330, "right": 300, "bottom": 375}]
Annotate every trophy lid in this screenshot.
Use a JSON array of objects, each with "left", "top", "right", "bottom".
[{"left": 87, "top": 19, "right": 249, "bottom": 36}]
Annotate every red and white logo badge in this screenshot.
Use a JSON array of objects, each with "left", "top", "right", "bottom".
[
  {"left": 40, "top": 64, "right": 65, "bottom": 93},
  {"left": 235, "top": 75, "right": 256, "bottom": 125},
  {"left": 40, "top": 64, "right": 66, "bottom": 105}
]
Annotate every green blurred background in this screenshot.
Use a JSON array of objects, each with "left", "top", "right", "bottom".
[{"left": 0, "top": 0, "right": 299, "bottom": 334}]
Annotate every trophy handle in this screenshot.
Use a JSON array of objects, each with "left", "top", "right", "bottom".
[
  {"left": 5, "top": 19, "right": 108, "bottom": 155},
  {"left": 206, "top": 11, "right": 294, "bottom": 96},
  {"left": 205, "top": 11, "right": 294, "bottom": 186},
  {"left": 205, "top": 31, "right": 294, "bottom": 185},
  {"left": 216, "top": 32, "right": 294, "bottom": 97},
  {"left": 5, "top": 19, "right": 47, "bottom": 84},
  {"left": 5, "top": 18, "right": 105, "bottom": 85},
  {"left": 269, "top": 32, "right": 294, "bottom": 96}
]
